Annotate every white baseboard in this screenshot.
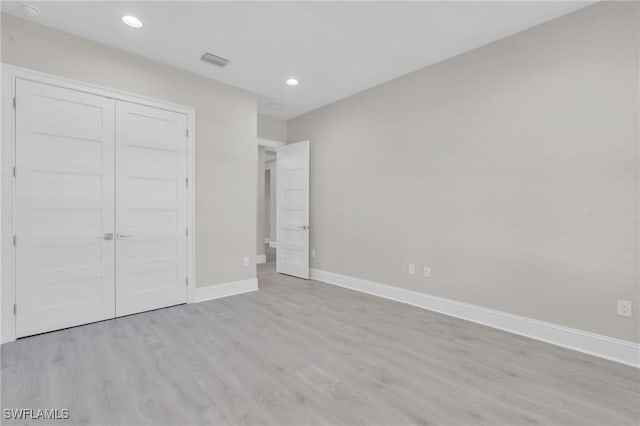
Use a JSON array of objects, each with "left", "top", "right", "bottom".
[
  {"left": 269, "top": 241, "right": 277, "bottom": 248},
  {"left": 256, "top": 255, "right": 266, "bottom": 264},
  {"left": 193, "top": 278, "right": 259, "bottom": 303},
  {"left": 310, "top": 268, "right": 640, "bottom": 368}
]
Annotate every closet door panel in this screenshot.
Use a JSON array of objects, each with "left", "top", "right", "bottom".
[
  {"left": 15, "top": 79, "right": 116, "bottom": 337},
  {"left": 115, "top": 101, "right": 188, "bottom": 316}
]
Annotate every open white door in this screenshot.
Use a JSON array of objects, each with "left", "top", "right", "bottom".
[{"left": 276, "top": 140, "right": 310, "bottom": 279}]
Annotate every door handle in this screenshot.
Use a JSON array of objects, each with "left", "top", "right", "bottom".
[
  {"left": 299, "top": 225, "right": 309, "bottom": 230},
  {"left": 117, "top": 233, "right": 133, "bottom": 239},
  {"left": 96, "top": 233, "right": 114, "bottom": 240}
]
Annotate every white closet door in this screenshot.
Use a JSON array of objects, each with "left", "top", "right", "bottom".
[
  {"left": 115, "top": 101, "right": 188, "bottom": 316},
  {"left": 276, "top": 140, "right": 310, "bottom": 279},
  {"left": 15, "top": 79, "right": 116, "bottom": 338}
]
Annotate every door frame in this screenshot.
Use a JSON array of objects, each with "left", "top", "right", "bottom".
[
  {"left": 1, "top": 64, "right": 197, "bottom": 343},
  {"left": 257, "top": 138, "right": 284, "bottom": 262}
]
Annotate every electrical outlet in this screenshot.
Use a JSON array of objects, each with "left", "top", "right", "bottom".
[
  {"left": 311, "top": 249, "right": 316, "bottom": 258},
  {"left": 617, "top": 300, "right": 632, "bottom": 317},
  {"left": 408, "top": 264, "right": 415, "bottom": 275},
  {"left": 243, "top": 256, "right": 250, "bottom": 267},
  {"left": 423, "top": 267, "right": 431, "bottom": 278}
]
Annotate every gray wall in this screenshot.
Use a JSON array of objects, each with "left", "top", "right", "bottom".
[
  {"left": 288, "top": 2, "right": 639, "bottom": 342},
  {"left": 258, "top": 114, "right": 287, "bottom": 142},
  {"left": 2, "top": 13, "right": 258, "bottom": 287}
]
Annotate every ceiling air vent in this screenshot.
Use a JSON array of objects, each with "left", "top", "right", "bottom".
[
  {"left": 264, "top": 101, "right": 286, "bottom": 111},
  {"left": 201, "top": 52, "right": 230, "bottom": 68}
]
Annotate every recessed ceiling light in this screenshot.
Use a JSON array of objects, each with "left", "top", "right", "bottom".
[
  {"left": 121, "top": 15, "right": 143, "bottom": 28},
  {"left": 19, "top": 4, "right": 40, "bottom": 18},
  {"left": 286, "top": 78, "right": 299, "bottom": 86}
]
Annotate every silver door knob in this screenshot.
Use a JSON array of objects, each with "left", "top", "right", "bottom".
[
  {"left": 117, "top": 233, "right": 133, "bottom": 239},
  {"left": 299, "top": 225, "right": 309, "bottom": 230},
  {"left": 97, "top": 233, "right": 114, "bottom": 240}
]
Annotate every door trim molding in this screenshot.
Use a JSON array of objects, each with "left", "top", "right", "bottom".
[
  {"left": 310, "top": 268, "right": 640, "bottom": 368},
  {"left": 1, "top": 64, "right": 197, "bottom": 343},
  {"left": 257, "top": 138, "right": 285, "bottom": 149}
]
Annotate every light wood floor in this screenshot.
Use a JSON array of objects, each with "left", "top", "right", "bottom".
[
  {"left": 257, "top": 260, "right": 276, "bottom": 276},
  {"left": 2, "top": 272, "right": 639, "bottom": 425}
]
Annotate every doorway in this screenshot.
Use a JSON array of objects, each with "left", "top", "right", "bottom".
[
  {"left": 263, "top": 152, "right": 278, "bottom": 274},
  {"left": 257, "top": 145, "right": 278, "bottom": 276}
]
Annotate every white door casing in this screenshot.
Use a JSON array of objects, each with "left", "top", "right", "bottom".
[
  {"left": 14, "top": 79, "right": 116, "bottom": 337},
  {"left": 276, "top": 140, "right": 310, "bottom": 279},
  {"left": 115, "top": 101, "right": 188, "bottom": 316}
]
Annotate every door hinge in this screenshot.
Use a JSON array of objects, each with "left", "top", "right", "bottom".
[
  {"left": 13, "top": 304, "right": 16, "bottom": 315},
  {"left": 185, "top": 277, "right": 189, "bottom": 287},
  {"left": 12, "top": 166, "right": 16, "bottom": 178},
  {"left": 12, "top": 97, "right": 16, "bottom": 109},
  {"left": 185, "top": 177, "right": 189, "bottom": 187},
  {"left": 185, "top": 228, "right": 188, "bottom": 237},
  {"left": 12, "top": 235, "right": 16, "bottom": 246},
  {"left": 186, "top": 129, "right": 189, "bottom": 138}
]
